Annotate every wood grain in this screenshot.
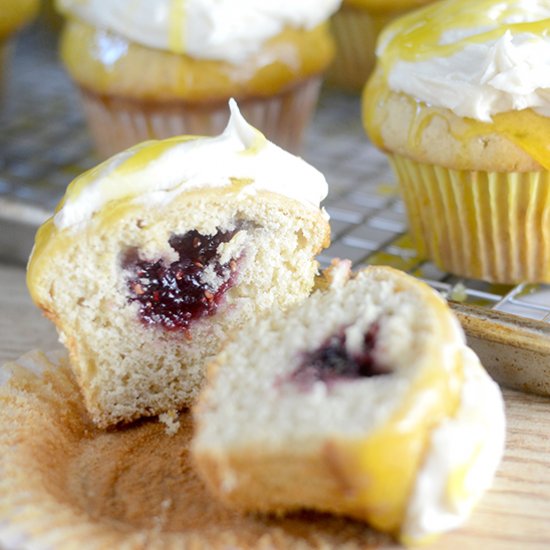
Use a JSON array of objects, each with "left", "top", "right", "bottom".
[{"left": 1, "top": 264, "right": 549, "bottom": 549}]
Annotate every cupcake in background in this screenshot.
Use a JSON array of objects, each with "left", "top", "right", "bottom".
[
  {"left": 40, "top": 0, "right": 63, "bottom": 31},
  {"left": 0, "top": 0, "right": 40, "bottom": 102},
  {"left": 327, "top": 0, "right": 435, "bottom": 92},
  {"left": 363, "top": 0, "right": 550, "bottom": 284},
  {"left": 55, "top": 0, "right": 341, "bottom": 157}
]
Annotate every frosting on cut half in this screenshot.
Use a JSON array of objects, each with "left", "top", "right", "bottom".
[{"left": 53, "top": 99, "right": 329, "bottom": 230}]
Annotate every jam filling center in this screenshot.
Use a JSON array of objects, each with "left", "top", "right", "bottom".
[
  {"left": 289, "top": 323, "right": 390, "bottom": 388},
  {"left": 123, "top": 228, "right": 240, "bottom": 332}
]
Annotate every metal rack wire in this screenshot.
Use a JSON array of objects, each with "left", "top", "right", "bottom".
[{"left": 2, "top": 26, "right": 550, "bottom": 325}]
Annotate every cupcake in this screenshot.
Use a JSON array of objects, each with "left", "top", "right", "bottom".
[
  {"left": 193, "top": 265, "right": 505, "bottom": 544},
  {"left": 0, "top": 0, "right": 40, "bottom": 101},
  {"left": 27, "top": 101, "right": 330, "bottom": 428},
  {"left": 55, "top": 0, "right": 341, "bottom": 157},
  {"left": 327, "top": 0, "right": 435, "bottom": 91},
  {"left": 363, "top": 0, "right": 550, "bottom": 284}
]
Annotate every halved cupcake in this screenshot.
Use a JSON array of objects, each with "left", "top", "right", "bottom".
[
  {"left": 27, "top": 101, "right": 330, "bottom": 428},
  {"left": 193, "top": 264, "right": 505, "bottom": 544}
]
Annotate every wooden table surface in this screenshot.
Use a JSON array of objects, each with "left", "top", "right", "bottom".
[{"left": 1, "top": 263, "right": 550, "bottom": 550}]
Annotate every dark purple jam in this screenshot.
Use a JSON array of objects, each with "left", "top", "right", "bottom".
[
  {"left": 289, "top": 323, "right": 390, "bottom": 389},
  {"left": 123, "top": 228, "right": 240, "bottom": 332}
]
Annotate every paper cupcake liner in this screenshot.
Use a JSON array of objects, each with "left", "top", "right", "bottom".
[
  {"left": 0, "top": 350, "right": 387, "bottom": 549},
  {"left": 327, "top": 7, "right": 394, "bottom": 92},
  {"left": 78, "top": 77, "right": 322, "bottom": 158},
  {"left": 390, "top": 155, "right": 550, "bottom": 283}
]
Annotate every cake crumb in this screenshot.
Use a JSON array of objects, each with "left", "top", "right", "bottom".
[
  {"left": 158, "top": 411, "right": 181, "bottom": 436},
  {"left": 152, "top": 498, "right": 173, "bottom": 532},
  {"left": 448, "top": 282, "right": 468, "bottom": 303},
  {"left": 314, "top": 258, "right": 352, "bottom": 292}
]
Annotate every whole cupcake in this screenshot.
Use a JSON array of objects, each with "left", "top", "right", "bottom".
[
  {"left": 363, "top": 0, "right": 550, "bottom": 284},
  {"left": 327, "top": 0, "right": 436, "bottom": 91},
  {"left": 55, "top": 0, "right": 340, "bottom": 157},
  {"left": 0, "top": 0, "right": 40, "bottom": 101}
]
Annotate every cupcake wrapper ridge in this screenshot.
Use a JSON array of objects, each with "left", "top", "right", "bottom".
[
  {"left": 79, "top": 78, "right": 322, "bottom": 158},
  {"left": 390, "top": 154, "right": 550, "bottom": 284},
  {"left": 327, "top": 7, "right": 402, "bottom": 92},
  {"left": 327, "top": 8, "right": 379, "bottom": 92}
]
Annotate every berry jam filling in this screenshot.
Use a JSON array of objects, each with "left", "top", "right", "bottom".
[
  {"left": 289, "top": 323, "right": 390, "bottom": 389},
  {"left": 123, "top": 228, "right": 241, "bottom": 332}
]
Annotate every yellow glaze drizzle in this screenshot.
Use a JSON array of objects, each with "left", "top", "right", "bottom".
[
  {"left": 168, "top": 0, "right": 186, "bottom": 53},
  {"left": 364, "top": 73, "right": 550, "bottom": 171},
  {"left": 59, "top": 135, "right": 196, "bottom": 206},
  {"left": 326, "top": 283, "right": 465, "bottom": 539},
  {"left": 364, "top": 0, "right": 550, "bottom": 169},
  {"left": 343, "top": 0, "right": 434, "bottom": 14},
  {"left": 27, "top": 218, "right": 66, "bottom": 305},
  {"left": 379, "top": 0, "right": 550, "bottom": 69},
  {"left": 446, "top": 445, "right": 483, "bottom": 505},
  {"left": 329, "top": 353, "right": 463, "bottom": 537},
  {"left": 474, "top": 110, "right": 550, "bottom": 170}
]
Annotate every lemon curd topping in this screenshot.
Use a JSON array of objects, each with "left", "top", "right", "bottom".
[
  {"left": 364, "top": 0, "right": 550, "bottom": 169},
  {"left": 168, "top": 0, "right": 186, "bottom": 54},
  {"left": 329, "top": 308, "right": 464, "bottom": 538},
  {"left": 50, "top": 99, "right": 327, "bottom": 230},
  {"left": 343, "top": 0, "right": 433, "bottom": 13},
  {"left": 327, "top": 309, "right": 504, "bottom": 544},
  {"left": 377, "top": 1, "right": 550, "bottom": 69}
]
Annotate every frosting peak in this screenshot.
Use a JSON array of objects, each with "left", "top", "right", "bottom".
[
  {"left": 53, "top": 100, "right": 328, "bottom": 230},
  {"left": 378, "top": 0, "right": 550, "bottom": 121},
  {"left": 224, "top": 99, "right": 264, "bottom": 151},
  {"left": 56, "top": 0, "right": 341, "bottom": 63}
]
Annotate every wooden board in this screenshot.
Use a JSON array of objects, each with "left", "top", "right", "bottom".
[{"left": 1, "top": 264, "right": 550, "bottom": 549}]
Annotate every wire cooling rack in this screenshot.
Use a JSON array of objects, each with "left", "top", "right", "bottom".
[{"left": 2, "top": 26, "right": 550, "bottom": 327}]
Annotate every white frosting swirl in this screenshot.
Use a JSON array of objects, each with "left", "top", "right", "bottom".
[
  {"left": 381, "top": 0, "right": 550, "bottom": 121},
  {"left": 54, "top": 100, "right": 329, "bottom": 230},
  {"left": 56, "top": 0, "right": 341, "bottom": 64}
]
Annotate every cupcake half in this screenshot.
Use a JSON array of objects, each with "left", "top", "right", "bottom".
[
  {"left": 193, "top": 265, "right": 505, "bottom": 544},
  {"left": 27, "top": 101, "right": 330, "bottom": 428},
  {"left": 55, "top": 0, "right": 341, "bottom": 157},
  {"left": 363, "top": 0, "right": 550, "bottom": 283}
]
